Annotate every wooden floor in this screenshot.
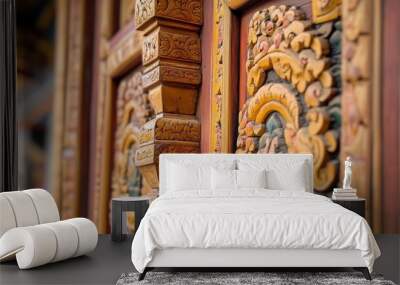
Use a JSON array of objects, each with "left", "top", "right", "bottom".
[{"left": 0, "top": 235, "right": 398, "bottom": 285}]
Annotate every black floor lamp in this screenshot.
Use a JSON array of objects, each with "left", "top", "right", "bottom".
[{"left": 0, "top": 0, "right": 17, "bottom": 192}]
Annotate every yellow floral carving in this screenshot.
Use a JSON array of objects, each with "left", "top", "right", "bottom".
[{"left": 237, "top": 5, "right": 340, "bottom": 192}]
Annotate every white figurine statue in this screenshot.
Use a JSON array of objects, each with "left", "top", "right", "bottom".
[{"left": 343, "top": 156, "right": 352, "bottom": 189}]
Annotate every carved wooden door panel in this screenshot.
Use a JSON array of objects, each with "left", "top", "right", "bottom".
[
  {"left": 210, "top": 0, "right": 381, "bottom": 229},
  {"left": 111, "top": 68, "right": 151, "bottom": 199},
  {"left": 110, "top": 67, "right": 152, "bottom": 232},
  {"left": 235, "top": 1, "right": 342, "bottom": 193},
  {"left": 90, "top": 1, "right": 153, "bottom": 233}
]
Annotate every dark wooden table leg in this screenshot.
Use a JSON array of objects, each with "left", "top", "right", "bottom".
[{"left": 111, "top": 200, "right": 123, "bottom": 241}]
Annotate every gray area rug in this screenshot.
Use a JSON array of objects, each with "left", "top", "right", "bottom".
[{"left": 116, "top": 272, "right": 396, "bottom": 285}]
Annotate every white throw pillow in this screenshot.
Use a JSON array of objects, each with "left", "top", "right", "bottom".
[
  {"left": 238, "top": 159, "right": 308, "bottom": 191},
  {"left": 236, "top": 169, "right": 267, "bottom": 188},
  {"left": 211, "top": 169, "right": 267, "bottom": 190},
  {"left": 211, "top": 168, "right": 236, "bottom": 190},
  {"left": 265, "top": 163, "right": 307, "bottom": 191},
  {"left": 167, "top": 160, "right": 236, "bottom": 191},
  {"left": 167, "top": 163, "right": 209, "bottom": 191}
]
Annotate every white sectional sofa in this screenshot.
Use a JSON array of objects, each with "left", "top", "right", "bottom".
[{"left": 0, "top": 189, "right": 98, "bottom": 269}]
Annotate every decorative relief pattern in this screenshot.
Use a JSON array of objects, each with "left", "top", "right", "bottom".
[
  {"left": 143, "top": 29, "right": 159, "bottom": 64},
  {"left": 156, "top": 0, "right": 202, "bottom": 24},
  {"left": 158, "top": 29, "right": 200, "bottom": 62},
  {"left": 143, "top": 27, "right": 200, "bottom": 65},
  {"left": 142, "top": 65, "right": 201, "bottom": 89},
  {"left": 237, "top": 5, "right": 342, "bottom": 192},
  {"left": 135, "top": 142, "right": 199, "bottom": 166},
  {"left": 135, "top": 0, "right": 155, "bottom": 28},
  {"left": 210, "top": 0, "right": 227, "bottom": 152},
  {"left": 111, "top": 69, "right": 152, "bottom": 199},
  {"left": 142, "top": 66, "right": 160, "bottom": 88},
  {"left": 138, "top": 115, "right": 200, "bottom": 144},
  {"left": 135, "top": 0, "right": 202, "bottom": 30},
  {"left": 160, "top": 65, "right": 201, "bottom": 84},
  {"left": 312, "top": 0, "right": 342, "bottom": 24}
]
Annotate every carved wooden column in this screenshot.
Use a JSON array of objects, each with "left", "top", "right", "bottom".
[
  {"left": 51, "top": 0, "right": 94, "bottom": 219},
  {"left": 134, "top": 0, "right": 202, "bottom": 195},
  {"left": 341, "top": 0, "right": 382, "bottom": 227}
]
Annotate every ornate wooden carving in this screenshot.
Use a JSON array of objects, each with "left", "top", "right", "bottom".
[
  {"left": 135, "top": 0, "right": 202, "bottom": 194},
  {"left": 341, "top": 0, "right": 378, "bottom": 222},
  {"left": 142, "top": 63, "right": 201, "bottom": 89},
  {"left": 138, "top": 114, "right": 200, "bottom": 144},
  {"left": 237, "top": 5, "right": 342, "bottom": 192},
  {"left": 312, "top": 0, "right": 342, "bottom": 24},
  {"left": 135, "top": 0, "right": 202, "bottom": 31},
  {"left": 111, "top": 68, "right": 152, "bottom": 199},
  {"left": 92, "top": 15, "right": 144, "bottom": 232},
  {"left": 136, "top": 141, "right": 199, "bottom": 168},
  {"left": 210, "top": 0, "right": 235, "bottom": 153},
  {"left": 143, "top": 26, "right": 201, "bottom": 65}
]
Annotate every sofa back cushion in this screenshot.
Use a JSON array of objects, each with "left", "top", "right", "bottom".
[{"left": 0, "top": 189, "right": 60, "bottom": 238}]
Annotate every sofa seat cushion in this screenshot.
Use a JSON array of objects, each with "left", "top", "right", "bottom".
[{"left": 0, "top": 218, "right": 98, "bottom": 269}]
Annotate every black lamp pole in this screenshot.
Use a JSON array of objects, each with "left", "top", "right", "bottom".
[{"left": 0, "top": 0, "right": 18, "bottom": 192}]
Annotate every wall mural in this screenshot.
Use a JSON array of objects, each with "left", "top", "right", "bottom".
[{"left": 236, "top": 5, "right": 341, "bottom": 192}]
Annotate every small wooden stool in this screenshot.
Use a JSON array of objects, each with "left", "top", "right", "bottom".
[{"left": 111, "top": 196, "right": 150, "bottom": 242}]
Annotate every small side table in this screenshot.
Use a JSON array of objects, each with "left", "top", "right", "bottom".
[
  {"left": 332, "top": 198, "right": 366, "bottom": 218},
  {"left": 111, "top": 196, "right": 150, "bottom": 242}
]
